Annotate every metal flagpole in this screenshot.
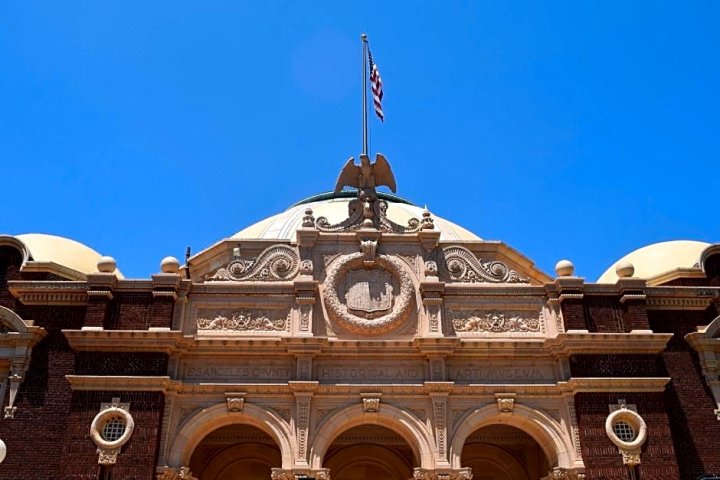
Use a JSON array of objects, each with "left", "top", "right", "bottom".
[{"left": 361, "top": 33, "right": 369, "bottom": 156}]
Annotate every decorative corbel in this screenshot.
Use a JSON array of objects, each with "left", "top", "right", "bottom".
[{"left": 226, "top": 393, "right": 246, "bottom": 413}]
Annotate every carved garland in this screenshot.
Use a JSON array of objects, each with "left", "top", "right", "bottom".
[
  {"left": 323, "top": 253, "right": 414, "bottom": 335},
  {"left": 197, "top": 310, "right": 289, "bottom": 332},
  {"left": 443, "top": 246, "right": 528, "bottom": 283},
  {"left": 206, "top": 245, "right": 299, "bottom": 281},
  {"left": 451, "top": 311, "right": 542, "bottom": 333}
]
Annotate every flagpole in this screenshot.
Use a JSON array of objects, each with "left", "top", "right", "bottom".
[{"left": 361, "top": 33, "right": 369, "bottom": 156}]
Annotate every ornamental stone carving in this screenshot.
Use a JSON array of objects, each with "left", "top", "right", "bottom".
[
  {"left": 226, "top": 397, "right": 244, "bottom": 412},
  {"left": 442, "top": 246, "right": 528, "bottom": 283},
  {"left": 323, "top": 252, "right": 414, "bottom": 335},
  {"left": 362, "top": 397, "right": 380, "bottom": 413},
  {"left": 316, "top": 196, "right": 422, "bottom": 234},
  {"left": 496, "top": 397, "right": 515, "bottom": 413},
  {"left": 450, "top": 311, "right": 542, "bottom": 333},
  {"left": 413, "top": 468, "right": 473, "bottom": 480},
  {"left": 206, "top": 244, "right": 299, "bottom": 281},
  {"left": 196, "top": 309, "right": 289, "bottom": 332}
]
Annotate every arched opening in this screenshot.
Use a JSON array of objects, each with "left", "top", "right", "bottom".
[
  {"left": 461, "top": 425, "right": 549, "bottom": 480},
  {"left": 188, "top": 424, "right": 282, "bottom": 480},
  {"left": 324, "top": 425, "right": 416, "bottom": 480}
]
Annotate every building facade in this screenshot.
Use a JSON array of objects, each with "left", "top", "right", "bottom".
[{"left": 0, "top": 167, "right": 719, "bottom": 480}]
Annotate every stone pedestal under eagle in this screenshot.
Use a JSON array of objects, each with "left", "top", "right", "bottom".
[{"left": 333, "top": 153, "right": 397, "bottom": 197}]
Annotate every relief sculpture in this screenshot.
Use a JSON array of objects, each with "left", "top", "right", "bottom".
[
  {"left": 205, "top": 244, "right": 299, "bottom": 282},
  {"left": 197, "top": 310, "right": 289, "bottom": 332},
  {"left": 346, "top": 269, "right": 394, "bottom": 314},
  {"left": 443, "top": 245, "right": 528, "bottom": 283},
  {"left": 451, "top": 310, "right": 542, "bottom": 333}
]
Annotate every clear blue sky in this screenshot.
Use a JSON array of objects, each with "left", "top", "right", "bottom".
[{"left": 1, "top": 2, "right": 718, "bottom": 280}]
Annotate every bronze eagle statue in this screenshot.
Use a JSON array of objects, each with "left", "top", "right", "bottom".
[{"left": 333, "top": 153, "right": 397, "bottom": 194}]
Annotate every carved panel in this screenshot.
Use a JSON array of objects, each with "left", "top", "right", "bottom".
[
  {"left": 206, "top": 245, "right": 299, "bottom": 281},
  {"left": 196, "top": 309, "right": 290, "bottom": 333},
  {"left": 442, "top": 246, "right": 528, "bottom": 283},
  {"left": 449, "top": 310, "right": 542, "bottom": 334},
  {"left": 323, "top": 252, "right": 414, "bottom": 335}
]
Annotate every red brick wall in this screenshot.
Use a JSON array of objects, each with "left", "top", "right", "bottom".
[
  {"left": 561, "top": 296, "right": 649, "bottom": 333},
  {"left": 574, "top": 392, "right": 679, "bottom": 480},
  {"left": 649, "top": 309, "right": 720, "bottom": 478},
  {"left": 569, "top": 354, "right": 664, "bottom": 378},
  {"left": 0, "top": 306, "right": 85, "bottom": 480},
  {"left": 59, "top": 391, "right": 165, "bottom": 480},
  {"left": 75, "top": 352, "right": 168, "bottom": 376}
]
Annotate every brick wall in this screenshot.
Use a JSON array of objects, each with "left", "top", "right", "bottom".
[
  {"left": 649, "top": 309, "right": 720, "bottom": 478},
  {"left": 574, "top": 392, "right": 679, "bottom": 479},
  {"left": 0, "top": 306, "right": 85, "bottom": 480},
  {"left": 75, "top": 352, "right": 168, "bottom": 376},
  {"left": 561, "top": 296, "right": 650, "bottom": 333},
  {"left": 569, "top": 354, "right": 665, "bottom": 378},
  {"left": 59, "top": 391, "right": 164, "bottom": 480}
]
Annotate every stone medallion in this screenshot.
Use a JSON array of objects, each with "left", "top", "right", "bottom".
[{"left": 323, "top": 253, "right": 414, "bottom": 335}]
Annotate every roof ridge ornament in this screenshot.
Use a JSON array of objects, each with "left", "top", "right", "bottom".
[{"left": 319, "top": 153, "right": 426, "bottom": 233}]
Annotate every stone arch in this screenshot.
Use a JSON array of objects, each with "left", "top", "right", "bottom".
[
  {"left": 168, "top": 403, "right": 294, "bottom": 469},
  {"left": 448, "top": 404, "right": 575, "bottom": 470},
  {"left": 309, "top": 403, "right": 435, "bottom": 470},
  {"left": 0, "top": 306, "right": 29, "bottom": 333}
]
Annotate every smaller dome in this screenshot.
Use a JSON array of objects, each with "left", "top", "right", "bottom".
[
  {"left": 597, "top": 240, "right": 710, "bottom": 283},
  {"left": 14, "top": 234, "right": 123, "bottom": 279}
]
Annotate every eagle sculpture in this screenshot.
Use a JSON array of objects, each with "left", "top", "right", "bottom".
[{"left": 333, "top": 153, "right": 397, "bottom": 194}]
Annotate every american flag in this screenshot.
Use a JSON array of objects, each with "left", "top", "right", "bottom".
[{"left": 368, "top": 48, "right": 384, "bottom": 122}]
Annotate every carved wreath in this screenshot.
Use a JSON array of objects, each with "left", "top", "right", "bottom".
[
  {"left": 443, "top": 246, "right": 528, "bottom": 283},
  {"left": 206, "top": 245, "right": 299, "bottom": 281},
  {"left": 323, "top": 253, "right": 414, "bottom": 335}
]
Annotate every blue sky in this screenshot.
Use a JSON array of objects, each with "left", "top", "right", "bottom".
[{"left": 1, "top": 2, "right": 718, "bottom": 279}]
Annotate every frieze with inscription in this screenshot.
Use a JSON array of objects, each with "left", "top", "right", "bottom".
[
  {"left": 447, "top": 361, "right": 556, "bottom": 384},
  {"left": 317, "top": 361, "right": 425, "bottom": 384},
  {"left": 196, "top": 309, "right": 290, "bottom": 333},
  {"left": 183, "top": 360, "right": 294, "bottom": 382}
]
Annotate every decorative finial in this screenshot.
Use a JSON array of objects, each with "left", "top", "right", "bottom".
[
  {"left": 421, "top": 207, "right": 435, "bottom": 230},
  {"left": 361, "top": 33, "right": 367, "bottom": 42},
  {"left": 96, "top": 256, "right": 117, "bottom": 274},
  {"left": 302, "top": 208, "right": 315, "bottom": 228},
  {"left": 555, "top": 259, "right": 575, "bottom": 277},
  {"left": 615, "top": 261, "right": 635, "bottom": 279},
  {"left": 160, "top": 256, "right": 180, "bottom": 274}
]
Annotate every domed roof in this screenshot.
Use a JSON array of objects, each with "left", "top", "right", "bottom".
[
  {"left": 231, "top": 192, "right": 481, "bottom": 242},
  {"left": 15, "top": 233, "right": 123, "bottom": 278},
  {"left": 597, "top": 240, "right": 711, "bottom": 283}
]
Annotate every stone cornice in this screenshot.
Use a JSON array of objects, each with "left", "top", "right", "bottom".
[
  {"left": 59, "top": 330, "right": 674, "bottom": 357},
  {"left": 63, "top": 329, "right": 185, "bottom": 353},
  {"left": 545, "top": 330, "right": 673, "bottom": 355},
  {"left": 443, "top": 283, "right": 547, "bottom": 296},
  {"left": 645, "top": 286, "right": 719, "bottom": 310},
  {"left": 66, "top": 375, "right": 173, "bottom": 391},
  {"left": 9, "top": 280, "right": 88, "bottom": 305},
  {"left": 63, "top": 377, "right": 669, "bottom": 396},
  {"left": 189, "top": 282, "right": 296, "bottom": 295}
]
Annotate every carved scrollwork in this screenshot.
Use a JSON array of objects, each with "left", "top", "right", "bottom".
[
  {"left": 442, "top": 246, "right": 528, "bottom": 283},
  {"left": 324, "top": 253, "right": 414, "bottom": 335},
  {"left": 197, "top": 310, "right": 289, "bottom": 332},
  {"left": 316, "top": 197, "right": 422, "bottom": 234},
  {"left": 450, "top": 310, "right": 542, "bottom": 333},
  {"left": 206, "top": 245, "right": 299, "bottom": 282}
]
